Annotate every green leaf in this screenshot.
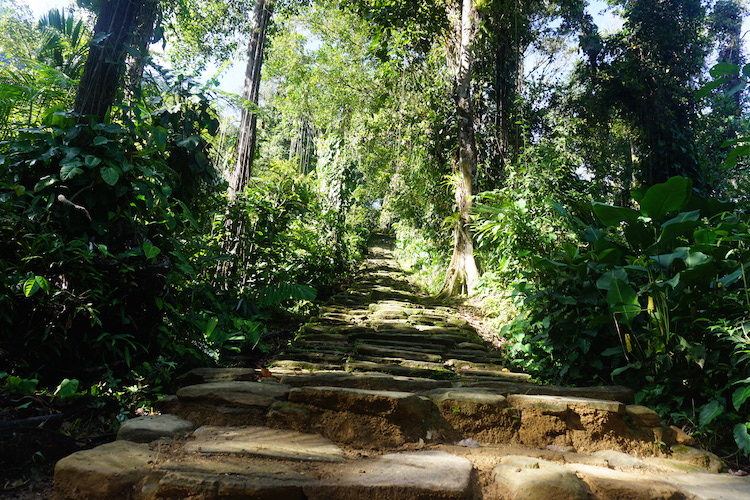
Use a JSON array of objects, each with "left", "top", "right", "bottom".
[
  {"left": 60, "top": 164, "right": 83, "bottom": 180},
  {"left": 153, "top": 126, "right": 168, "bottom": 152},
  {"left": 203, "top": 316, "right": 219, "bottom": 338},
  {"left": 698, "top": 400, "right": 723, "bottom": 428},
  {"left": 639, "top": 177, "right": 692, "bottom": 221},
  {"left": 655, "top": 220, "right": 700, "bottom": 249},
  {"left": 256, "top": 283, "right": 317, "bottom": 308},
  {"left": 54, "top": 378, "right": 80, "bottom": 401},
  {"left": 84, "top": 155, "right": 102, "bottom": 167},
  {"left": 696, "top": 77, "right": 731, "bottom": 99},
  {"left": 652, "top": 248, "right": 688, "bottom": 270},
  {"left": 34, "top": 175, "right": 57, "bottom": 192},
  {"left": 176, "top": 135, "right": 200, "bottom": 151},
  {"left": 724, "top": 144, "right": 750, "bottom": 168},
  {"left": 606, "top": 278, "right": 641, "bottom": 325},
  {"left": 718, "top": 266, "right": 745, "bottom": 288},
  {"left": 142, "top": 241, "right": 161, "bottom": 259},
  {"left": 733, "top": 423, "right": 750, "bottom": 455},
  {"left": 596, "top": 269, "right": 629, "bottom": 290},
  {"left": 100, "top": 166, "right": 120, "bottom": 186},
  {"left": 6, "top": 376, "right": 38, "bottom": 393},
  {"left": 23, "top": 276, "right": 50, "bottom": 297},
  {"left": 92, "top": 136, "right": 108, "bottom": 146},
  {"left": 592, "top": 202, "right": 640, "bottom": 227},
  {"left": 709, "top": 62, "right": 740, "bottom": 78},
  {"left": 732, "top": 386, "right": 750, "bottom": 411}
]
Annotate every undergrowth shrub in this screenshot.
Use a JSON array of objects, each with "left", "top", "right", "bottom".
[{"left": 503, "top": 176, "right": 750, "bottom": 457}]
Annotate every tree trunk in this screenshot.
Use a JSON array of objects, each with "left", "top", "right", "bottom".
[
  {"left": 441, "top": 0, "right": 479, "bottom": 297},
  {"left": 229, "top": 0, "right": 273, "bottom": 199},
  {"left": 74, "top": 0, "right": 140, "bottom": 118},
  {"left": 124, "top": 0, "right": 160, "bottom": 101}
]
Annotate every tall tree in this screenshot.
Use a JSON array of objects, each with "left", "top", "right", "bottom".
[
  {"left": 73, "top": 0, "right": 141, "bottom": 118},
  {"left": 229, "top": 0, "right": 274, "bottom": 199},
  {"left": 566, "top": 0, "right": 708, "bottom": 196},
  {"left": 441, "top": 0, "right": 480, "bottom": 295}
]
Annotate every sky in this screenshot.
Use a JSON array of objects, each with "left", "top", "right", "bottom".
[
  {"left": 19, "top": 0, "right": 629, "bottom": 95},
  {"left": 23, "top": 0, "right": 70, "bottom": 18}
]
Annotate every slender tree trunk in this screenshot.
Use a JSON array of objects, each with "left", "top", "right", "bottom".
[
  {"left": 74, "top": 0, "right": 140, "bottom": 118},
  {"left": 494, "top": 34, "right": 522, "bottom": 175},
  {"left": 124, "top": 0, "right": 160, "bottom": 101},
  {"left": 441, "top": 0, "right": 479, "bottom": 297},
  {"left": 229, "top": 0, "right": 273, "bottom": 199}
]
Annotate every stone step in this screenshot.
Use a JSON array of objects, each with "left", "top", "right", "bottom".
[
  {"left": 54, "top": 422, "right": 746, "bottom": 500},
  {"left": 54, "top": 234, "right": 745, "bottom": 499}
]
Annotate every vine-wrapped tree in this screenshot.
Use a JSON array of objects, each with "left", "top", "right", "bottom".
[
  {"left": 74, "top": 0, "right": 142, "bottom": 118},
  {"left": 441, "top": 0, "right": 480, "bottom": 296},
  {"left": 229, "top": 0, "right": 274, "bottom": 199}
]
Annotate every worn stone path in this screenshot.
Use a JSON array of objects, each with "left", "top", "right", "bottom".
[{"left": 53, "top": 234, "right": 750, "bottom": 499}]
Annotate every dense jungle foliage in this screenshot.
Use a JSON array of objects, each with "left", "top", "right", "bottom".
[{"left": 1, "top": 0, "right": 750, "bottom": 479}]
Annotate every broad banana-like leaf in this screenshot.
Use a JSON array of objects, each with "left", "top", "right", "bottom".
[{"left": 639, "top": 177, "right": 692, "bottom": 221}]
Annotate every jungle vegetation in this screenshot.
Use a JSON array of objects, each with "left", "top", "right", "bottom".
[{"left": 1, "top": 0, "right": 750, "bottom": 472}]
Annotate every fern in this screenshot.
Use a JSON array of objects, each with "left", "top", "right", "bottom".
[{"left": 255, "top": 282, "right": 316, "bottom": 308}]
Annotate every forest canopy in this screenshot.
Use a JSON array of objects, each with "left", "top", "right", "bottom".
[{"left": 2, "top": 0, "right": 750, "bottom": 470}]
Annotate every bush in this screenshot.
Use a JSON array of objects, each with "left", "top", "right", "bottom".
[{"left": 504, "top": 176, "right": 750, "bottom": 456}]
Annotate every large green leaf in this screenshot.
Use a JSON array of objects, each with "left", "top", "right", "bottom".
[
  {"left": 592, "top": 202, "right": 640, "bottom": 227},
  {"left": 60, "top": 163, "right": 83, "bottom": 180},
  {"left": 652, "top": 248, "right": 688, "bottom": 271},
  {"left": 606, "top": 278, "right": 641, "bottom": 325},
  {"left": 709, "top": 62, "right": 740, "bottom": 78},
  {"left": 596, "top": 269, "right": 629, "bottom": 290},
  {"left": 142, "top": 241, "right": 161, "bottom": 259},
  {"left": 100, "top": 165, "right": 120, "bottom": 186},
  {"left": 698, "top": 400, "right": 723, "bottom": 428},
  {"left": 655, "top": 220, "right": 700, "bottom": 249},
  {"left": 639, "top": 177, "right": 692, "bottom": 221},
  {"left": 733, "top": 423, "right": 750, "bottom": 455},
  {"left": 23, "top": 276, "right": 51, "bottom": 297},
  {"left": 34, "top": 175, "right": 57, "bottom": 192},
  {"left": 732, "top": 386, "right": 750, "bottom": 411}
]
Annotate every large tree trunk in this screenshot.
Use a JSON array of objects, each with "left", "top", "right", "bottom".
[
  {"left": 229, "top": 0, "right": 273, "bottom": 199},
  {"left": 441, "top": 0, "right": 479, "bottom": 297},
  {"left": 74, "top": 0, "right": 140, "bottom": 118}
]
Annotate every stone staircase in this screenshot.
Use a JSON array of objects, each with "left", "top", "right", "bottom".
[{"left": 52, "top": 234, "right": 750, "bottom": 499}]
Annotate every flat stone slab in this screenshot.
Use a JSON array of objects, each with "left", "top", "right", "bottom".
[
  {"left": 354, "top": 343, "right": 443, "bottom": 362},
  {"left": 507, "top": 394, "right": 626, "bottom": 413},
  {"left": 469, "top": 381, "right": 634, "bottom": 403},
  {"left": 145, "top": 458, "right": 311, "bottom": 499},
  {"left": 117, "top": 414, "right": 195, "bottom": 443},
  {"left": 288, "top": 386, "right": 432, "bottom": 419},
  {"left": 280, "top": 371, "right": 451, "bottom": 392},
  {"left": 591, "top": 449, "right": 645, "bottom": 469},
  {"left": 178, "top": 367, "right": 258, "bottom": 385},
  {"left": 303, "top": 451, "right": 473, "bottom": 500},
  {"left": 626, "top": 405, "right": 662, "bottom": 426},
  {"left": 493, "top": 456, "right": 589, "bottom": 500},
  {"left": 177, "top": 381, "right": 290, "bottom": 407},
  {"left": 662, "top": 472, "right": 750, "bottom": 500},
  {"left": 345, "top": 360, "right": 454, "bottom": 378},
  {"left": 426, "top": 388, "right": 508, "bottom": 407},
  {"left": 455, "top": 367, "right": 532, "bottom": 381},
  {"left": 184, "top": 426, "right": 347, "bottom": 462},
  {"left": 54, "top": 440, "right": 158, "bottom": 500},
  {"left": 348, "top": 331, "right": 459, "bottom": 347},
  {"left": 566, "top": 463, "right": 687, "bottom": 500}
]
